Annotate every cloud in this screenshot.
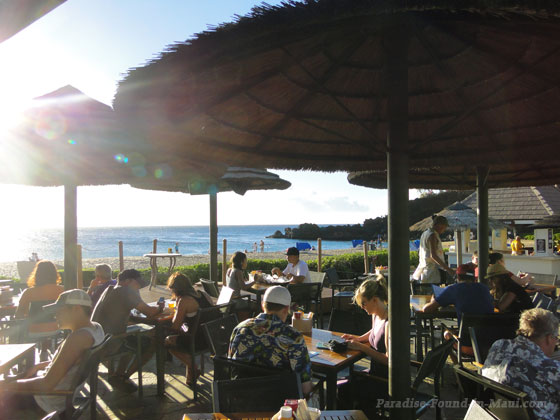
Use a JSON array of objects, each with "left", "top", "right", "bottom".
[{"left": 324, "top": 196, "right": 369, "bottom": 212}]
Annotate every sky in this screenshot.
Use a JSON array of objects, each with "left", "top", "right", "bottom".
[{"left": 0, "top": 0, "right": 420, "bottom": 229}]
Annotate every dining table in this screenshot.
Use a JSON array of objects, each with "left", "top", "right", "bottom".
[
  {"left": 143, "top": 253, "right": 182, "bottom": 290},
  {"left": 183, "top": 409, "right": 368, "bottom": 420},
  {"left": 304, "top": 328, "right": 366, "bottom": 410},
  {"left": 0, "top": 343, "right": 35, "bottom": 378}
]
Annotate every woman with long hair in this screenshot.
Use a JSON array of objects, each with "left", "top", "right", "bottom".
[
  {"left": 164, "top": 272, "right": 214, "bottom": 387},
  {"left": 226, "top": 251, "right": 254, "bottom": 298},
  {"left": 486, "top": 264, "right": 533, "bottom": 313}
]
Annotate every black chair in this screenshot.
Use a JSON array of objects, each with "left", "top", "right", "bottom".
[
  {"left": 24, "top": 334, "right": 112, "bottom": 420},
  {"left": 411, "top": 282, "right": 438, "bottom": 296},
  {"left": 453, "top": 365, "right": 536, "bottom": 420},
  {"left": 212, "top": 372, "right": 303, "bottom": 412},
  {"left": 327, "top": 307, "right": 371, "bottom": 336},
  {"left": 211, "top": 354, "right": 285, "bottom": 380},
  {"left": 350, "top": 340, "right": 453, "bottom": 420},
  {"left": 200, "top": 278, "right": 219, "bottom": 298},
  {"left": 202, "top": 313, "right": 238, "bottom": 357},
  {"left": 288, "top": 283, "right": 322, "bottom": 327},
  {"left": 324, "top": 267, "right": 360, "bottom": 309},
  {"left": 26, "top": 300, "right": 63, "bottom": 360},
  {"left": 469, "top": 324, "right": 517, "bottom": 366}
]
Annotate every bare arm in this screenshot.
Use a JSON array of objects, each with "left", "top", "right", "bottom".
[
  {"left": 428, "top": 233, "right": 454, "bottom": 274},
  {"left": 342, "top": 328, "right": 372, "bottom": 343},
  {"left": 14, "top": 289, "right": 30, "bottom": 319},
  {"left": 136, "top": 301, "right": 162, "bottom": 318},
  {"left": 496, "top": 292, "right": 516, "bottom": 312},
  {"left": 422, "top": 297, "right": 441, "bottom": 313},
  {"left": 347, "top": 322, "right": 389, "bottom": 366},
  {"left": 169, "top": 296, "right": 198, "bottom": 332}
]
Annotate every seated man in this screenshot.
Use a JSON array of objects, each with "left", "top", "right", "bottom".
[
  {"left": 228, "top": 286, "right": 313, "bottom": 395},
  {"left": 482, "top": 308, "right": 560, "bottom": 420},
  {"left": 271, "top": 247, "right": 311, "bottom": 284},
  {"left": 0, "top": 290, "right": 105, "bottom": 417},
  {"left": 87, "top": 263, "right": 116, "bottom": 305},
  {"left": 91, "top": 269, "right": 163, "bottom": 392}
]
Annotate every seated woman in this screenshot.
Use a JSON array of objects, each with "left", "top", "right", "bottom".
[
  {"left": 489, "top": 252, "right": 532, "bottom": 287},
  {"left": 338, "top": 276, "right": 389, "bottom": 414},
  {"left": 0, "top": 289, "right": 105, "bottom": 417},
  {"left": 226, "top": 251, "right": 254, "bottom": 299},
  {"left": 164, "top": 272, "right": 215, "bottom": 387},
  {"left": 15, "top": 261, "right": 65, "bottom": 357},
  {"left": 486, "top": 264, "right": 534, "bottom": 313}
]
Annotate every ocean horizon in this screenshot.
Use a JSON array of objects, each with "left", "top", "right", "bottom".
[{"left": 1, "top": 224, "right": 360, "bottom": 263}]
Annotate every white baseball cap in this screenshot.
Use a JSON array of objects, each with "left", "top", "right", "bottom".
[
  {"left": 43, "top": 289, "right": 92, "bottom": 310},
  {"left": 263, "top": 286, "right": 291, "bottom": 306}
]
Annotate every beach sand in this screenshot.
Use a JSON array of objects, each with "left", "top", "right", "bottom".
[{"left": 0, "top": 247, "right": 362, "bottom": 279}]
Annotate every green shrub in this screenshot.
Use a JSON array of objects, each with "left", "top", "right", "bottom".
[{"left": 524, "top": 234, "right": 534, "bottom": 240}]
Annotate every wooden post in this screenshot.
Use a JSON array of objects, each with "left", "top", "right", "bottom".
[
  {"left": 456, "top": 230, "right": 463, "bottom": 266},
  {"left": 363, "top": 241, "right": 369, "bottom": 273},
  {"left": 222, "top": 239, "right": 227, "bottom": 286},
  {"left": 64, "top": 184, "right": 78, "bottom": 290},
  {"left": 77, "top": 244, "right": 83, "bottom": 290},
  {"left": 118, "top": 241, "right": 124, "bottom": 272},
  {"left": 152, "top": 239, "right": 157, "bottom": 254},
  {"left": 477, "top": 167, "right": 490, "bottom": 283},
  {"left": 209, "top": 191, "right": 218, "bottom": 283},
  {"left": 317, "top": 238, "right": 322, "bottom": 272}
]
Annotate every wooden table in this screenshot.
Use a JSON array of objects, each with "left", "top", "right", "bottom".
[
  {"left": 0, "top": 343, "right": 35, "bottom": 377},
  {"left": 183, "top": 410, "right": 368, "bottom": 420},
  {"left": 130, "top": 305, "right": 173, "bottom": 396},
  {"left": 143, "top": 253, "right": 182, "bottom": 290},
  {"left": 304, "top": 328, "right": 366, "bottom": 410},
  {"left": 525, "top": 283, "right": 557, "bottom": 295},
  {"left": 410, "top": 295, "right": 457, "bottom": 361}
]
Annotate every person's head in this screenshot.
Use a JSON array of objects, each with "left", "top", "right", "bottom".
[
  {"left": 485, "top": 264, "right": 511, "bottom": 296},
  {"left": 94, "top": 264, "right": 112, "bottom": 282},
  {"left": 517, "top": 308, "right": 559, "bottom": 357},
  {"left": 471, "top": 251, "right": 478, "bottom": 265},
  {"left": 166, "top": 272, "right": 196, "bottom": 298},
  {"left": 44, "top": 289, "right": 92, "bottom": 330},
  {"left": 431, "top": 215, "right": 449, "bottom": 234},
  {"left": 230, "top": 251, "right": 248, "bottom": 270},
  {"left": 515, "top": 236, "right": 521, "bottom": 241},
  {"left": 286, "top": 247, "right": 300, "bottom": 265},
  {"left": 353, "top": 275, "right": 388, "bottom": 317},
  {"left": 489, "top": 252, "right": 505, "bottom": 266},
  {"left": 262, "top": 285, "right": 291, "bottom": 322},
  {"left": 117, "top": 269, "right": 148, "bottom": 289},
  {"left": 27, "top": 260, "right": 61, "bottom": 288},
  {"left": 456, "top": 264, "right": 476, "bottom": 282}
]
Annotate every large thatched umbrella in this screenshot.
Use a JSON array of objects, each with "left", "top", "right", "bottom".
[
  {"left": 133, "top": 167, "right": 291, "bottom": 284},
  {"left": 113, "top": 2, "right": 560, "bottom": 415}
]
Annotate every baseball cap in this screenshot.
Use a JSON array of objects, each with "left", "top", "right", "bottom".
[
  {"left": 43, "top": 289, "right": 92, "bottom": 310},
  {"left": 118, "top": 269, "right": 150, "bottom": 288},
  {"left": 286, "top": 247, "right": 299, "bottom": 256},
  {"left": 485, "top": 264, "right": 509, "bottom": 279},
  {"left": 263, "top": 286, "right": 291, "bottom": 306},
  {"left": 456, "top": 264, "right": 475, "bottom": 277}
]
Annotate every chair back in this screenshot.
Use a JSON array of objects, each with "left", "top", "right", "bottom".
[
  {"left": 70, "top": 334, "right": 112, "bottom": 389},
  {"left": 309, "top": 271, "right": 326, "bottom": 285},
  {"left": 28, "top": 300, "right": 57, "bottom": 323},
  {"left": 522, "top": 272, "right": 558, "bottom": 286},
  {"left": 328, "top": 307, "right": 370, "bottom": 335},
  {"left": 216, "top": 286, "right": 234, "bottom": 305},
  {"left": 411, "top": 340, "right": 454, "bottom": 392},
  {"left": 288, "top": 283, "right": 321, "bottom": 312},
  {"left": 411, "top": 282, "right": 437, "bottom": 296},
  {"left": 200, "top": 279, "right": 219, "bottom": 298},
  {"left": 463, "top": 400, "right": 499, "bottom": 420},
  {"left": 469, "top": 325, "right": 517, "bottom": 365},
  {"left": 458, "top": 313, "right": 519, "bottom": 345},
  {"left": 532, "top": 292, "right": 554, "bottom": 310},
  {"left": 212, "top": 372, "right": 303, "bottom": 412},
  {"left": 453, "top": 366, "right": 536, "bottom": 420},
  {"left": 324, "top": 267, "right": 340, "bottom": 286},
  {"left": 212, "top": 354, "right": 285, "bottom": 381},
  {"left": 202, "top": 314, "right": 239, "bottom": 357}
]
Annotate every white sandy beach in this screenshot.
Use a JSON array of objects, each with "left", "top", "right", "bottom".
[{"left": 0, "top": 247, "right": 362, "bottom": 279}]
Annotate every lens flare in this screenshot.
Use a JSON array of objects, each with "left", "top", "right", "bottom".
[
  {"left": 114, "top": 154, "right": 129, "bottom": 163},
  {"left": 34, "top": 109, "right": 67, "bottom": 140},
  {"left": 67, "top": 139, "right": 76, "bottom": 145}
]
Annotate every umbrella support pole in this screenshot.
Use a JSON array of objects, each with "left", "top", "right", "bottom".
[
  {"left": 385, "top": 21, "right": 413, "bottom": 420},
  {"left": 209, "top": 190, "right": 218, "bottom": 283},
  {"left": 477, "top": 167, "right": 490, "bottom": 282},
  {"left": 64, "top": 184, "right": 78, "bottom": 290}
]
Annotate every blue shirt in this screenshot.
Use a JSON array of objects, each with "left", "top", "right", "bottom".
[{"left": 436, "top": 282, "right": 494, "bottom": 323}]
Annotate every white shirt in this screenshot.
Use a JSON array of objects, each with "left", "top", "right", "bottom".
[{"left": 283, "top": 260, "right": 311, "bottom": 283}]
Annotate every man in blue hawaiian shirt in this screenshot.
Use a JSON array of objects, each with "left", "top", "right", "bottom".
[
  {"left": 482, "top": 308, "right": 560, "bottom": 420},
  {"left": 229, "top": 285, "right": 313, "bottom": 395}
]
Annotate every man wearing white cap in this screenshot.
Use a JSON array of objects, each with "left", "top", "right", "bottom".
[
  {"left": 0, "top": 289, "right": 105, "bottom": 417},
  {"left": 228, "top": 286, "right": 312, "bottom": 394}
]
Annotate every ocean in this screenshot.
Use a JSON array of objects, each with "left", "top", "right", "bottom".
[{"left": 0, "top": 225, "right": 359, "bottom": 263}]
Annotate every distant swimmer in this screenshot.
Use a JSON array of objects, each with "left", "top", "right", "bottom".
[{"left": 259, "top": 240, "right": 265, "bottom": 253}]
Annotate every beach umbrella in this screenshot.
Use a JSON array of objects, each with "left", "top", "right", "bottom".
[
  {"left": 132, "top": 167, "right": 291, "bottom": 284},
  {"left": 0, "top": 0, "right": 66, "bottom": 43},
  {"left": 113, "top": 1, "right": 560, "bottom": 414}
]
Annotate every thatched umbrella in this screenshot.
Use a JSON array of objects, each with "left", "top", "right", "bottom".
[
  {"left": 132, "top": 167, "right": 291, "bottom": 284},
  {"left": 0, "top": 0, "right": 66, "bottom": 43},
  {"left": 410, "top": 201, "right": 506, "bottom": 265},
  {"left": 113, "top": 1, "right": 560, "bottom": 413}
]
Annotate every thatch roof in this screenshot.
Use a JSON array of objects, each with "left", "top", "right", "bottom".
[
  {"left": 115, "top": 0, "right": 560, "bottom": 176},
  {"left": 461, "top": 185, "right": 560, "bottom": 223},
  {"left": 410, "top": 201, "right": 506, "bottom": 231},
  {"left": 0, "top": 0, "right": 66, "bottom": 43}
]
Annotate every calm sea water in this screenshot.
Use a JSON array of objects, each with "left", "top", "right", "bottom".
[{"left": 1, "top": 225, "right": 358, "bottom": 263}]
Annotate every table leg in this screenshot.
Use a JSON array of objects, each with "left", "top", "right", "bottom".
[
  {"left": 155, "top": 324, "right": 165, "bottom": 396},
  {"left": 415, "top": 315, "right": 424, "bottom": 362},
  {"left": 325, "top": 371, "right": 337, "bottom": 410},
  {"left": 150, "top": 257, "right": 158, "bottom": 290},
  {"left": 168, "top": 256, "right": 177, "bottom": 274}
]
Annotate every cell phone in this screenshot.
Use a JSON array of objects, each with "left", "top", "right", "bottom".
[{"left": 157, "top": 297, "right": 165, "bottom": 304}]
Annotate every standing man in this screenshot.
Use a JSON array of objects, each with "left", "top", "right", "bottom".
[
  {"left": 259, "top": 240, "right": 265, "bottom": 253},
  {"left": 92, "top": 269, "right": 163, "bottom": 392},
  {"left": 229, "top": 286, "right": 313, "bottom": 395},
  {"left": 511, "top": 236, "right": 524, "bottom": 255},
  {"left": 87, "top": 264, "right": 116, "bottom": 306},
  {"left": 271, "top": 247, "right": 311, "bottom": 284}
]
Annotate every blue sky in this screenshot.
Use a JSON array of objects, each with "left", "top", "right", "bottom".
[{"left": 0, "top": 0, "right": 419, "bottom": 228}]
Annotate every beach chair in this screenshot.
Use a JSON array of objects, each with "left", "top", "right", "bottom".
[{"left": 295, "top": 242, "right": 312, "bottom": 251}]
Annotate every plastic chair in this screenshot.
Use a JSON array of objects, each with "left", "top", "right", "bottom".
[
  {"left": 327, "top": 307, "right": 371, "bottom": 336},
  {"left": 288, "top": 283, "right": 322, "bottom": 327},
  {"left": 202, "top": 313, "right": 239, "bottom": 357},
  {"left": 469, "top": 324, "right": 517, "bottom": 366},
  {"left": 324, "top": 267, "right": 359, "bottom": 309},
  {"left": 212, "top": 372, "right": 303, "bottom": 412},
  {"left": 211, "top": 354, "right": 285, "bottom": 380},
  {"left": 200, "top": 279, "right": 219, "bottom": 298}
]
